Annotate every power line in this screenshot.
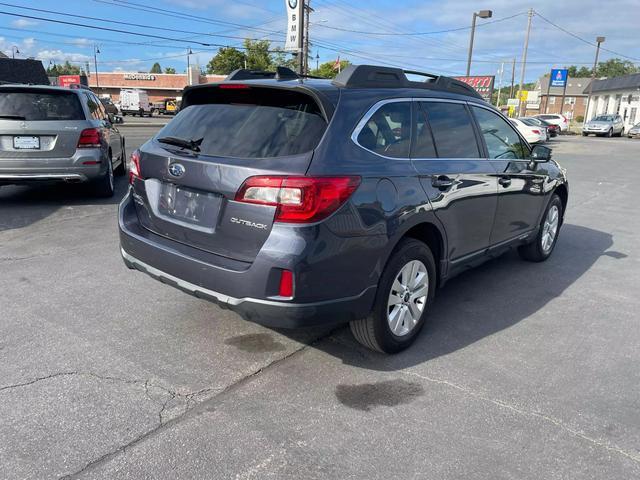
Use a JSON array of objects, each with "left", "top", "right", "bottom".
[
  {"left": 312, "top": 12, "right": 527, "bottom": 36},
  {"left": 0, "top": 2, "right": 282, "bottom": 43},
  {"left": 533, "top": 10, "right": 640, "bottom": 62}
]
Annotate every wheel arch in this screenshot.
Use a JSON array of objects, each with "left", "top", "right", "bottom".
[{"left": 554, "top": 183, "right": 568, "bottom": 224}]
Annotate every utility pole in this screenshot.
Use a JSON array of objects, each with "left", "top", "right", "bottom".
[
  {"left": 315, "top": 51, "right": 320, "bottom": 72},
  {"left": 466, "top": 10, "right": 492, "bottom": 77},
  {"left": 303, "top": 0, "right": 313, "bottom": 75},
  {"left": 509, "top": 57, "right": 516, "bottom": 98},
  {"left": 585, "top": 36, "right": 605, "bottom": 122},
  {"left": 517, "top": 9, "right": 533, "bottom": 117},
  {"left": 93, "top": 45, "right": 100, "bottom": 89},
  {"left": 496, "top": 62, "right": 504, "bottom": 107},
  {"left": 298, "top": 0, "right": 306, "bottom": 75}
]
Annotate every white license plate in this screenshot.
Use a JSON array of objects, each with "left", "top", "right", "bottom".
[{"left": 13, "top": 136, "right": 40, "bottom": 150}]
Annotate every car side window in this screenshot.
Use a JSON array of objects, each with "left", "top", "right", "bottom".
[
  {"left": 84, "top": 93, "right": 101, "bottom": 120},
  {"left": 411, "top": 103, "right": 437, "bottom": 158},
  {"left": 420, "top": 102, "right": 479, "bottom": 158},
  {"left": 357, "top": 102, "right": 411, "bottom": 158},
  {"left": 471, "top": 106, "right": 527, "bottom": 160}
]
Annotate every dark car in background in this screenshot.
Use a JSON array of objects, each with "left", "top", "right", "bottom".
[
  {"left": 119, "top": 65, "right": 568, "bottom": 353},
  {"left": 522, "top": 116, "right": 559, "bottom": 137},
  {"left": 0, "top": 85, "right": 126, "bottom": 197}
]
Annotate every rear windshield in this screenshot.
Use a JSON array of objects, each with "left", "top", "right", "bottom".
[
  {"left": 155, "top": 87, "right": 327, "bottom": 158},
  {"left": 0, "top": 90, "right": 85, "bottom": 121}
]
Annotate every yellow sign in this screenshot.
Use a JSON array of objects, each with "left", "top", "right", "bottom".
[{"left": 518, "top": 90, "right": 529, "bottom": 101}]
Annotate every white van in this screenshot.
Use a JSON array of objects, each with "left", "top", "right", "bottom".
[{"left": 119, "top": 89, "right": 152, "bottom": 117}]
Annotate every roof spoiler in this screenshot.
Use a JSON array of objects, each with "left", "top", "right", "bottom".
[
  {"left": 332, "top": 65, "right": 483, "bottom": 100},
  {"left": 225, "top": 66, "right": 300, "bottom": 81}
]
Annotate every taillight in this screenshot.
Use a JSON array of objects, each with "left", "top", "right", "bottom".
[
  {"left": 77, "top": 128, "right": 101, "bottom": 148},
  {"left": 129, "top": 149, "right": 141, "bottom": 184},
  {"left": 279, "top": 270, "right": 294, "bottom": 297},
  {"left": 532, "top": 129, "right": 541, "bottom": 134},
  {"left": 235, "top": 176, "right": 361, "bottom": 223}
]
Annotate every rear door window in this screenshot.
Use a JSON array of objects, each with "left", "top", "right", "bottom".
[
  {"left": 156, "top": 87, "right": 327, "bottom": 158},
  {"left": 357, "top": 101, "right": 411, "bottom": 158},
  {"left": 411, "top": 103, "right": 437, "bottom": 158},
  {"left": 420, "top": 102, "right": 480, "bottom": 158},
  {"left": 0, "top": 90, "right": 85, "bottom": 121}
]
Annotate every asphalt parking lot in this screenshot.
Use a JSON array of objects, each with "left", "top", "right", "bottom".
[{"left": 1, "top": 128, "right": 639, "bottom": 479}]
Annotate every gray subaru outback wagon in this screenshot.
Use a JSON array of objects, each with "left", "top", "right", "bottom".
[
  {"left": 119, "top": 65, "right": 568, "bottom": 353},
  {"left": 0, "top": 85, "right": 126, "bottom": 197}
]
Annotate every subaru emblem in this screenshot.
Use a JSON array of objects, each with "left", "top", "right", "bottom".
[{"left": 168, "top": 163, "right": 185, "bottom": 177}]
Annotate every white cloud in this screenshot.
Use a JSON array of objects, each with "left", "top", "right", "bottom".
[
  {"left": 36, "top": 49, "right": 91, "bottom": 63},
  {"left": 11, "top": 19, "right": 39, "bottom": 28}
]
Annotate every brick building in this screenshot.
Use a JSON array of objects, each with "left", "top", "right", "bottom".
[
  {"left": 88, "top": 70, "right": 226, "bottom": 103},
  {"left": 529, "top": 76, "right": 592, "bottom": 119}
]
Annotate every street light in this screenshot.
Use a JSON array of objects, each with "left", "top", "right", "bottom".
[
  {"left": 585, "top": 36, "right": 605, "bottom": 121},
  {"left": 94, "top": 45, "right": 100, "bottom": 90},
  {"left": 11, "top": 46, "right": 19, "bottom": 59},
  {"left": 466, "top": 10, "right": 492, "bottom": 76}
]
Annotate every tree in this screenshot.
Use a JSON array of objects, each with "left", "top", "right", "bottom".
[
  {"left": 46, "top": 60, "right": 81, "bottom": 76},
  {"left": 150, "top": 62, "right": 162, "bottom": 74},
  {"left": 311, "top": 60, "right": 351, "bottom": 79},
  {"left": 270, "top": 48, "right": 298, "bottom": 71},
  {"left": 206, "top": 47, "right": 246, "bottom": 75},
  {"left": 164, "top": 66, "right": 176, "bottom": 74},
  {"left": 567, "top": 65, "right": 592, "bottom": 77},
  {"left": 244, "top": 39, "right": 271, "bottom": 71},
  {"left": 596, "top": 58, "right": 639, "bottom": 78}
]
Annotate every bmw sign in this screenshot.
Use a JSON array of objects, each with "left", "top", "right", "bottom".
[{"left": 168, "top": 163, "right": 185, "bottom": 178}]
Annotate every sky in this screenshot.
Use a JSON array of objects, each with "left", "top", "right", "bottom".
[{"left": 0, "top": 0, "right": 639, "bottom": 87}]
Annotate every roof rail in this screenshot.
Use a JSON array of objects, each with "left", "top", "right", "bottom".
[
  {"left": 225, "top": 66, "right": 300, "bottom": 81},
  {"left": 331, "top": 64, "right": 483, "bottom": 100}
]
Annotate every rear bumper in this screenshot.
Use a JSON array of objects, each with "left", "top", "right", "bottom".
[
  {"left": 0, "top": 149, "right": 105, "bottom": 184},
  {"left": 118, "top": 193, "right": 377, "bottom": 328}
]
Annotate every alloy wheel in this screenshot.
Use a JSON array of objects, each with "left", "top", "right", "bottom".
[
  {"left": 541, "top": 205, "right": 559, "bottom": 253},
  {"left": 387, "top": 260, "right": 429, "bottom": 337}
]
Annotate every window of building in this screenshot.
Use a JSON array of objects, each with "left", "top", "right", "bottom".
[
  {"left": 583, "top": 97, "right": 589, "bottom": 105},
  {"left": 548, "top": 96, "right": 556, "bottom": 105},
  {"left": 631, "top": 108, "right": 638, "bottom": 124},
  {"left": 356, "top": 101, "right": 411, "bottom": 158},
  {"left": 420, "top": 102, "right": 480, "bottom": 158},
  {"left": 564, "top": 97, "right": 575, "bottom": 105}
]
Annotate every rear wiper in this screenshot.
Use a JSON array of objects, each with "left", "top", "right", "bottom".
[
  {"left": 156, "top": 136, "right": 203, "bottom": 152},
  {"left": 0, "top": 115, "right": 26, "bottom": 120}
]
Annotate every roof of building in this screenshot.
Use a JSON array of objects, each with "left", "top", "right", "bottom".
[
  {"left": 537, "top": 76, "right": 592, "bottom": 96},
  {"left": 0, "top": 58, "right": 49, "bottom": 85},
  {"left": 586, "top": 73, "right": 640, "bottom": 93}
]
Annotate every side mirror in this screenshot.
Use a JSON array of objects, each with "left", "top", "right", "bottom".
[{"left": 531, "top": 144, "right": 552, "bottom": 162}]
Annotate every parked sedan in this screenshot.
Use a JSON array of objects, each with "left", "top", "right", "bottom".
[
  {"left": 535, "top": 113, "right": 569, "bottom": 131},
  {"left": 509, "top": 118, "right": 546, "bottom": 144},
  {"left": 582, "top": 114, "right": 624, "bottom": 137},
  {"left": 519, "top": 117, "right": 549, "bottom": 141},
  {"left": 0, "top": 85, "right": 126, "bottom": 197},
  {"left": 627, "top": 122, "right": 640, "bottom": 138},
  {"left": 522, "top": 116, "right": 558, "bottom": 137}
]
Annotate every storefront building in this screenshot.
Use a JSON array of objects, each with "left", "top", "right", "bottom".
[
  {"left": 585, "top": 73, "right": 640, "bottom": 130},
  {"left": 87, "top": 71, "right": 226, "bottom": 103}
]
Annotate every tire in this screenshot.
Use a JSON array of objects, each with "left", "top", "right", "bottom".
[
  {"left": 606, "top": 128, "right": 613, "bottom": 138},
  {"left": 518, "top": 194, "right": 563, "bottom": 262},
  {"left": 114, "top": 140, "right": 126, "bottom": 176},
  {"left": 582, "top": 132, "right": 588, "bottom": 136},
  {"left": 92, "top": 154, "right": 115, "bottom": 198},
  {"left": 350, "top": 238, "right": 436, "bottom": 354}
]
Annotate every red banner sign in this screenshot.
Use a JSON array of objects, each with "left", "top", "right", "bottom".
[
  {"left": 453, "top": 76, "right": 495, "bottom": 101},
  {"left": 58, "top": 75, "right": 82, "bottom": 88}
]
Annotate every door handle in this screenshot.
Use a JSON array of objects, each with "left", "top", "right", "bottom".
[
  {"left": 499, "top": 177, "right": 512, "bottom": 187},
  {"left": 431, "top": 175, "right": 454, "bottom": 188}
]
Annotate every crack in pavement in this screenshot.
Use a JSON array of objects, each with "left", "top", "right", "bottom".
[
  {"left": 58, "top": 328, "right": 342, "bottom": 480},
  {"left": 403, "top": 370, "right": 640, "bottom": 465}
]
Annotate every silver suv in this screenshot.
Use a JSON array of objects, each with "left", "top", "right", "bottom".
[
  {"left": 582, "top": 114, "right": 624, "bottom": 137},
  {"left": 0, "top": 85, "right": 126, "bottom": 197}
]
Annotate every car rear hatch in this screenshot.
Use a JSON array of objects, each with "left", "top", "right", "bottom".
[
  {"left": 131, "top": 83, "right": 332, "bottom": 263},
  {"left": 0, "top": 88, "right": 86, "bottom": 163}
]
